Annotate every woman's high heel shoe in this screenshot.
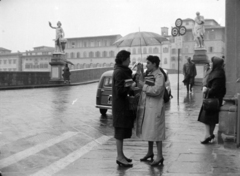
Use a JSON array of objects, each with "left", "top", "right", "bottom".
[
  {"left": 124, "top": 157, "right": 132, "bottom": 162},
  {"left": 150, "top": 157, "right": 164, "bottom": 166},
  {"left": 116, "top": 160, "right": 133, "bottom": 167},
  {"left": 201, "top": 136, "right": 212, "bottom": 144},
  {"left": 140, "top": 154, "right": 154, "bottom": 161}
]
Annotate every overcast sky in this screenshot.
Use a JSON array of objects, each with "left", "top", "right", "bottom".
[{"left": 0, "top": 0, "right": 225, "bottom": 52}]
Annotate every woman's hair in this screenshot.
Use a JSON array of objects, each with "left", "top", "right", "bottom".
[
  {"left": 211, "top": 56, "right": 224, "bottom": 71},
  {"left": 115, "top": 50, "right": 131, "bottom": 64},
  {"left": 146, "top": 55, "right": 160, "bottom": 68}
]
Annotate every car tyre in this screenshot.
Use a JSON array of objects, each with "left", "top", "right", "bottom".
[{"left": 100, "top": 109, "right": 107, "bottom": 115}]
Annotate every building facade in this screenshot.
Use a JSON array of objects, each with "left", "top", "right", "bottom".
[
  {"left": 0, "top": 47, "right": 22, "bottom": 71},
  {"left": 64, "top": 35, "right": 122, "bottom": 70},
  {"left": 169, "top": 18, "right": 225, "bottom": 70},
  {"left": 21, "top": 46, "right": 54, "bottom": 72}
]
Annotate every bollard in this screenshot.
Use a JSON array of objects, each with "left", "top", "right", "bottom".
[{"left": 218, "top": 98, "right": 237, "bottom": 144}]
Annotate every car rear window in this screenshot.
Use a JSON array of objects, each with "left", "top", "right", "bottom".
[{"left": 103, "top": 77, "right": 112, "bottom": 87}]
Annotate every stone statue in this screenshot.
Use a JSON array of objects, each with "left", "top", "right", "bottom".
[
  {"left": 49, "top": 21, "right": 67, "bottom": 53},
  {"left": 192, "top": 12, "right": 205, "bottom": 48}
]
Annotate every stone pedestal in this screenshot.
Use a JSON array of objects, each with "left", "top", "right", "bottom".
[
  {"left": 192, "top": 48, "right": 209, "bottom": 86},
  {"left": 49, "top": 52, "right": 66, "bottom": 84}
]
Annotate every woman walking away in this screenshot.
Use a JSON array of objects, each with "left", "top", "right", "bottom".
[
  {"left": 198, "top": 56, "right": 226, "bottom": 144},
  {"left": 136, "top": 55, "right": 165, "bottom": 166},
  {"left": 112, "top": 50, "right": 136, "bottom": 167}
]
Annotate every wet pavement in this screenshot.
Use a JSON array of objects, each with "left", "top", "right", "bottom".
[{"left": 0, "top": 74, "right": 240, "bottom": 176}]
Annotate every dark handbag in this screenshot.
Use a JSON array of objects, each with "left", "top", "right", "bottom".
[
  {"left": 128, "top": 93, "right": 140, "bottom": 111},
  {"left": 202, "top": 91, "right": 219, "bottom": 111},
  {"left": 164, "top": 88, "right": 170, "bottom": 103}
]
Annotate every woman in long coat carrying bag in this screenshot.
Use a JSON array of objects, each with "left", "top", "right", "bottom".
[
  {"left": 198, "top": 56, "right": 226, "bottom": 144},
  {"left": 136, "top": 56, "right": 165, "bottom": 166},
  {"left": 112, "top": 50, "right": 136, "bottom": 167}
]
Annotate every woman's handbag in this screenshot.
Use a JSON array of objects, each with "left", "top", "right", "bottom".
[
  {"left": 202, "top": 91, "right": 219, "bottom": 111},
  {"left": 128, "top": 93, "right": 140, "bottom": 111}
]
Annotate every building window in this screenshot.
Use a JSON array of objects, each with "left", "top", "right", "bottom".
[
  {"left": 143, "top": 48, "right": 147, "bottom": 54},
  {"left": 4, "top": 60, "right": 6, "bottom": 64},
  {"left": 0, "top": 60, "right": 1, "bottom": 64},
  {"left": 149, "top": 47, "right": 152, "bottom": 54},
  {"left": 163, "top": 47, "right": 169, "bottom": 53},
  {"left": 72, "top": 42, "right": 75, "bottom": 48},
  {"left": 90, "top": 41, "right": 95, "bottom": 47},
  {"left": 89, "top": 51, "right": 94, "bottom": 57},
  {"left": 77, "top": 52, "right": 80, "bottom": 58},
  {"left": 209, "top": 47, "right": 214, "bottom": 52},
  {"left": 71, "top": 52, "right": 74, "bottom": 58},
  {"left": 9, "top": 60, "right": 12, "bottom": 64},
  {"left": 83, "top": 51, "right": 87, "bottom": 57},
  {"left": 164, "top": 58, "right": 168, "bottom": 64},
  {"left": 209, "top": 30, "right": 215, "bottom": 40},
  {"left": 96, "top": 51, "right": 100, "bottom": 57},
  {"left": 103, "top": 51, "right": 107, "bottom": 57},
  {"left": 138, "top": 48, "right": 142, "bottom": 54},
  {"left": 131, "top": 48, "right": 135, "bottom": 54},
  {"left": 153, "top": 47, "right": 159, "bottom": 54},
  {"left": 171, "top": 57, "right": 176, "bottom": 61},
  {"left": 171, "top": 48, "right": 176, "bottom": 54},
  {"left": 109, "top": 51, "right": 114, "bottom": 57},
  {"left": 83, "top": 41, "right": 87, "bottom": 47}
]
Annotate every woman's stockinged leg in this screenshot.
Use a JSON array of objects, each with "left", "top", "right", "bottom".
[
  {"left": 156, "top": 141, "right": 163, "bottom": 160},
  {"left": 116, "top": 139, "right": 126, "bottom": 161},
  {"left": 147, "top": 141, "right": 154, "bottom": 155},
  {"left": 204, "top": 124, "right": 211, "bottom": 138},
  {"left": 210, "top": 124, "right": 216, "bottom": 136}
]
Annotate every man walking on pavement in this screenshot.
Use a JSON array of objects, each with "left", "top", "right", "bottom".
[{"left": 183, "top": 57, "right": 197, "bottom": 93}]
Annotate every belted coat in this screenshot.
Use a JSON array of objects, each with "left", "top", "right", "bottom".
[{"left": 112, "top": 64, "right": 135, "bottom": 128}]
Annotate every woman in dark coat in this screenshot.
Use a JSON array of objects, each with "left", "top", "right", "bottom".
[
  {"left": 62, "top": 64, "right": 71, "bottom": 84},
  {"left": 112, "top": 50, "right": 136, "bottom": 167},
  {"left": 198, "top": 56, "right": 226, "bottom": 144}
]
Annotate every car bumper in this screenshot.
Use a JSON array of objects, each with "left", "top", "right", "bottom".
[{"left": 96, "top": 105, "right": 112, "bottom": 109}]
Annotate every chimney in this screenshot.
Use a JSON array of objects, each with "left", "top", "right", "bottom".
[{"left": 161, "top": 27, "right": 169, "bottom": 36}]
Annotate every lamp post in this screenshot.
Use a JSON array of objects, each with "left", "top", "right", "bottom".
[{"left": 171, "top": 18, "right": 186, "bottom": 104}]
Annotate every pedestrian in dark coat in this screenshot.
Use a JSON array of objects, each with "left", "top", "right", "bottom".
[
  {"left": 198, "top": 56, "right": 226, "bottom": 144},
  {"left": 62, "top": 64, "right": 71, "bottom": 84},
  {"left": 112, "top": 50, "right": 136, "bottom": 167},
  {"left": 183, "top": 57, "right": 197, "bottom": 93}
]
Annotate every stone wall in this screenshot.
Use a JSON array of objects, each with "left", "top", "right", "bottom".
[
  {"left": 0, "top": 72, "right": 50, "bottom": 86},
  {"left": 70, "top": 67, "right": 113, "bottom": 83},
  {"left": 0, "top": 67, "right": 113, "bottom": 88}
]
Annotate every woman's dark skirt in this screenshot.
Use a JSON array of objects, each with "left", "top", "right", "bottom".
[{"left": 114, "top": 127, "right": 132, "bottom": 140}]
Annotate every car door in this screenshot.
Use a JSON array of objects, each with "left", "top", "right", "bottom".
[{"left": 100, "top": 76, "right": 112, "bottom": 106}]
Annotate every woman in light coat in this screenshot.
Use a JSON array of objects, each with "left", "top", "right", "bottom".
[{"left": 136, "top": 55, "right": 165, "bottom": 166}]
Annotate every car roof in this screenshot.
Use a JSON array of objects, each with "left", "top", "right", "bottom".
[{"left": 101, "top": 70, "right": 113, "bottom": 77}]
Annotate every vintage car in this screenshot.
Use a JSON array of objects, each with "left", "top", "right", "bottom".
[
  {"left": 96, "top": 65, "right": 172, "bottom": 115},
  {"left": 96, "top": 70, "right": 113, "bottom": 115}
]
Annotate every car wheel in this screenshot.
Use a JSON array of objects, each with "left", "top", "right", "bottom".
[{"left": 100, "top": 109, "right": 107, "bottom": 115}]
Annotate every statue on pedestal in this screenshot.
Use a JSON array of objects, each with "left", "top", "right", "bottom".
[
  {"left": 192, "top": 12, "right": 205, "bottom": 48},
  {"left": 49, "top": 21, "right": 67, "bottom": 53}
]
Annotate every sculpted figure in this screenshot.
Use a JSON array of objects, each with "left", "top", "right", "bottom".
[
  {"left": 193, "top": 12, "right": 205, "bottom": 48},
  {"left": 49, "top": 21, "right": 65, "bottom": 52}
]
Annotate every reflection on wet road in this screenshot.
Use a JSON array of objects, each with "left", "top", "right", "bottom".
[{"left": 0, "top": 74, "right": 205, "bottom": 175}]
